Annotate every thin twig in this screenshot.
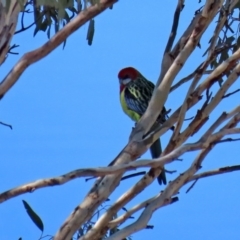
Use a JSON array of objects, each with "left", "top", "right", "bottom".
[
  {"left": 188, "top": 165, "right": 240, "bottom": 183},
  {"left": 170, "top": 68, "right": 212, "bottom": 92},
  {"left": 222, "top": 88, "right": 240, "bottom": 98},
  {"left": 15, "top": 8, "right": 47, "bottom": 35},
  {"left": 164, "top": 0, "right": 184, "bottom": 53},
  {"left": 0, "top": 121, "right": 12, "bottom": 129}
]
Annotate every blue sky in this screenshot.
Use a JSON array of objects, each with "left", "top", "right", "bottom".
[{"left": 1, "top": 1, "right": 240, "bottom": 239}]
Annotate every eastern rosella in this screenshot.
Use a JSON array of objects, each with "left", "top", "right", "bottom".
[{"left": 118, "top": 67, "right": 173, "bottom": 185}]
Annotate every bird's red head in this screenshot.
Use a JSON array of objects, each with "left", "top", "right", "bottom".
[{"left": 118, "top": 67, "right": 139, "bottom": 92}]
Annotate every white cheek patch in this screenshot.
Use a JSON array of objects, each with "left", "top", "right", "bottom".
[{"left": 122, "top": 78, "right": 131, "bottom": 85}]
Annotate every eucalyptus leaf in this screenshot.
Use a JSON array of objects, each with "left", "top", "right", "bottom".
[
  {"left": 22, "top": 200, "right": 44, "bottom": 232},
  {"left": 87, "top": 19, "right": 95, "bottom": 46}
]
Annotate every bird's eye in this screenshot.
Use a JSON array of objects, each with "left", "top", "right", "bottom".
[{"left": 123, "top": 74, "right": 129, "bottom": 79}]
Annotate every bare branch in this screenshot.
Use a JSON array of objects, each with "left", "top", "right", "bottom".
[
  {"left": 0, "top": 1, "right": 27, "bottom": 65},
  {"left": 108, "top": 113, "right": 240, "bottom": 239},
  {"left": 8, "top": 44, "right": 19, "bottom": 55},
  {"left": 170, "top": 68, "right": 212, "bottom": 92},
  {"left": 185, "top": 163, "right": 240, "bottom": 193},
  {"left": 2, "top": 1, "right": 239, "bottom": 239},
  {"left": 131, "top": 1, "right": 223, "bottom": 142},
  {"left": 0, "top": 0, "right": 117, "bottom": 99},
  {"left": 165, "top": 58, "right": 240, "bottom": 153},
  {"left": 82, "top": 114, "right": 240, "bottom": 239},
  {"left": 187, "top": 165, "right": 240, "bottom": 184},
  {"left": 1, "top": 124, "right": 239, "bottom": 205},
  {"left": 120, "top": 172, "right": 146, "bottom": 181},
  {"left": 164, "top": 0, "right": 184, "bottom": 53},
  {"left": 202, "top": 0, "right": 215, "bottom": 18},
  {"left": 108, "top": 195, "right": 178, "bottom": 229},
  {"left": 222, "top": 88, "right": 240, "bottom": 98}
]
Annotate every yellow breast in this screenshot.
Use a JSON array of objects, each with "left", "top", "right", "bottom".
[{"left": 120, "top": 88, "right": 141, "bottom": 122}]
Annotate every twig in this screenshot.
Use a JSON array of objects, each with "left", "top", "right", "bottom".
[
  {"left": 170, "top": 61, "right": 206, "bottom": 141},
  {"left": 0, "top": 121, "right": 12, "bottom": 129},
  {"left": 170, "top": 68, "right": 212, "bottom": 92},
  {"left": 188, "top": 165, "right": 240, "bottom": 183},
  {"left": 175, "top": 61, "right": 240, "bottom": 150},
  {"left": 222, "top": 88, "right": 240, "bottom": 98},
  {"left": 215, "top": 137, "right": 240, "bottom": 143},
  {"left": 14, "top": 9, "right": 47, "bottom": 35},
  {"left": 184, "top": 116, "right": 194, "bottom": 121},
  {"left": 8, "top": 44, "right": 19, "bottom": 55},
  {"left": 121, "top": 172, "right": 146, "bottom": 181},
  {"left": 186, "top": 164, "right": 240, "bottom": 193},
  {"left": 168, "top": 5, "right": 232, "bottom": 149},
  {"left": 164, "top": 0, "right": 184, "bottom": 53},
  {"left": 185, "top": 179, "right": 198, "bottom": 193}
]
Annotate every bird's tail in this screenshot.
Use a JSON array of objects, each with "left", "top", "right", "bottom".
[{"left": 150, "top": 138, "right": 167, "bottom": 185}]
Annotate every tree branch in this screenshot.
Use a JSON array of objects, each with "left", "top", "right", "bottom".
[
  {"left": 1, "top": 123, "right": 239, "bottom": 205},
  {"left": 0, "top": 0, "right": 27, "bottom": 65},
  {"left": 80, "top": 111, "right": 240, "bottom": 240},
  {"left": 188, "top": 165, "right": 240, "bottom": 183},
  {"left": 108, "top": 195, "right": 178, "bottom": 229},
  {"left": 164, "top": 0, "right": 184, "bottom": 53},
  {"left": 131, "top": 1, "right": 223, "bottom": 143},
  {"left": 170, "top": 68, "right": 212, "bottom": 92},
  {"left": 107, "top": 110, "right": 240, "bottom": 239},
  {"left": 0, "top": 0, "right": 117, "bottom": 99}
]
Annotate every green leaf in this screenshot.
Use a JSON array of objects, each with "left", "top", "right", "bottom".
[
  {"left": 47, "top": 25, "right": 51, "bottom": 39},
  {"left": 37, "top": 0, "right": 57, "bottom": 7},
  {"left": 58, "top": 8, "right": 66, "bottom": 20},
  {"left": 210, "top": 59, "right": 218, "bottom": 69},
  {"left": 50, "top": 9, "right": 58, "bottom": 23},
  {"left": 87, "top": 19, "right": 95, "bottom": 46},
  {"left": 33, "top": 8, "right": 43, "bottom": 37},
  {"left": 40, "top": 18, "right": 50, "bottom": 32},
  {"left": 218, "top": 78, "right": 224, "bottom": 87},
  {"left": 33, "top": 25, "right": 40, "bottom": 37},
  {"left": 64, "top": 10, "right": 70, "bottom": 22},
  {"left": 219, "top": 50, "right": 229, "bottom": 64},
  {"left": 22, "top": 200, "right": 44, "bottom": 232},
  {"left": 76, "top": 0, "right": 82, "bottom": 12},
  {"left": 226, "top": 36, "right": 235, "bottom": 45},
  {"left": 55, "top": 21, "right": 60, "bottom": 34},
  {"left": 216, "top": 37, "right": 222, "bottom": 47},
  {"left": 62, "top": 21, "right": 67, "bottom": 49}
]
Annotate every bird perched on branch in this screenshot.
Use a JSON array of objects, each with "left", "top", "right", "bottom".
[{"left": 118, "top": 67, "right": 173, "bottom": 185}]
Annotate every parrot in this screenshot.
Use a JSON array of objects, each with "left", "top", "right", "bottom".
[{"left": 118, "top": 66, "right": 173, "bottom": 185}]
